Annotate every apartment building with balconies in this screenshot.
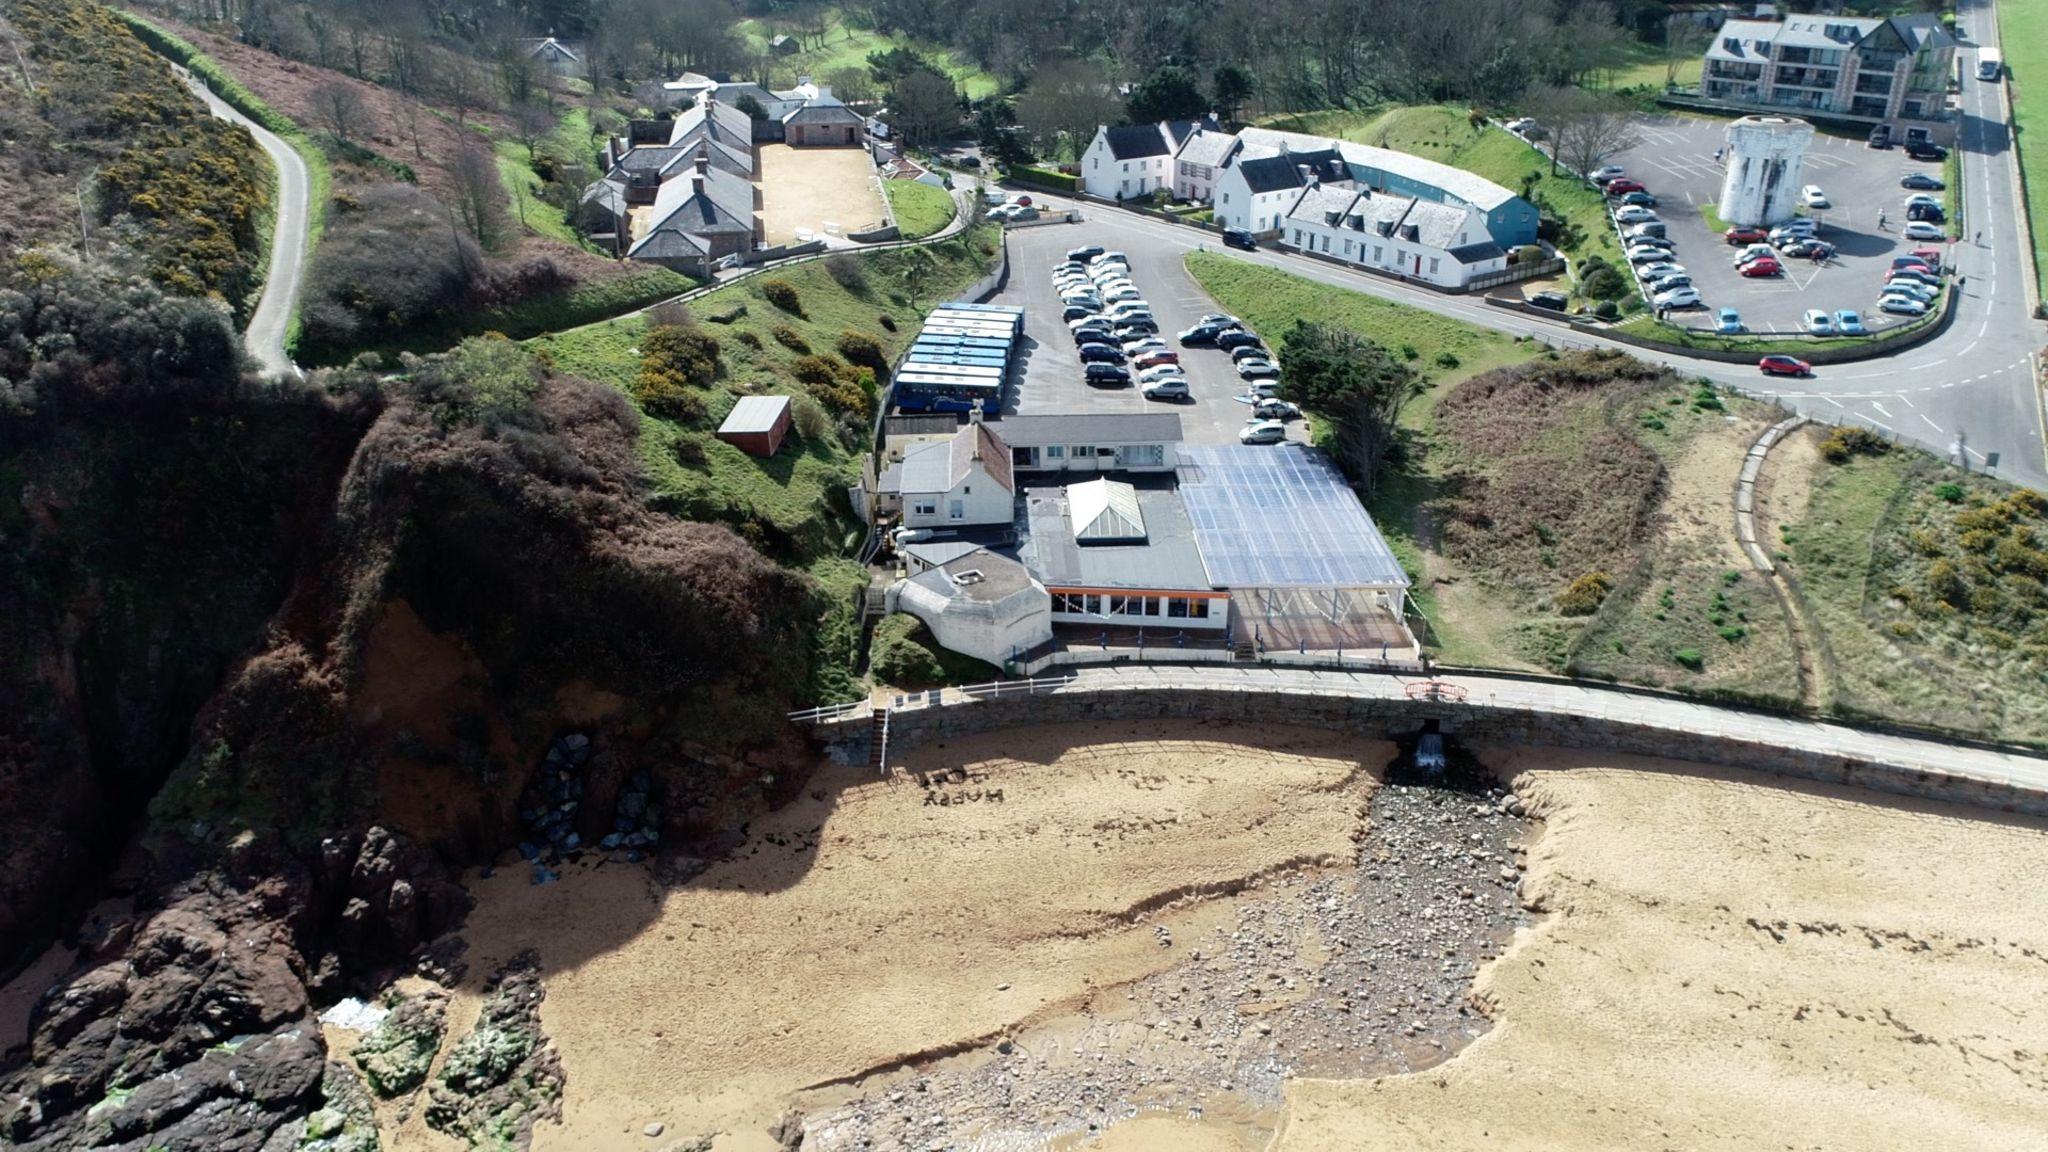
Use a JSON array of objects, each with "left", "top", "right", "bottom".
[{"left": 1700, "top": 14, "right": 1954, "bottom": 141}]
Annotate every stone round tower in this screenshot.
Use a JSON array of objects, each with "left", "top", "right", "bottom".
[{"left": 1718, "top": 115, "right": 1816, "bottom": 227}]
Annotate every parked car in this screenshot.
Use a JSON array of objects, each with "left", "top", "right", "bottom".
[
  {"left": 1238, "top": 420, "right": 1288, "bottom": 445},
  {"left": 1878, "top": 294, "right": 1930, "bottom": 316},
  {"left": 1067, "top": 245, "right": 1105, "bottom": 263},
  {"left": 1178, "top": 324, "right": 1223, "bottom": 345},
  {"left": 1618, "top": 191, "right": 1658, "bottom": 208},
  {"left": 1605, "top": 178, "right": 1646, "bottom": 196},
  {"left": 1905, "top": 141, "right": 1948, "bottom": 161},
  {"left": 1092, "top": 250, "right": 1129, "bottom": 266},
  {"left": 1136, "top": 363, "right": 1188, "bottom": 385},
  {"left": 1647, "top": 273, "right": 1693, "bottom": 294},
  {"left": 1528, "top": 290, "right": 1570, "bottom": 312},
  {"left": 1237, "top": 358, "right": 1281, "bottom": 379},
  {"left": 1228, "top": 343, "right": 1272, "bottom": 363},
  {"left": 1725, "top": 226, "right": 1770, "bottom": 245},
  {"left": 1900, "top": 172, "right": 1945, "bottom": 191},
  {"left": 1590, "top": 165, "right": 1627, "bottom": 185},
  {"left": 1637, "top": 261, "right": 1684, "bottom": 280},
  {"left": 1739, "top": 258, "right": 1783, "bottom": 278},
  {"left": 1071, "top": 327, "right": 1113, "bottom": 347},
  {"left": 1734, "top": 244, "right": 1777, "bottom": 265},
  {"left": 1630, "top": 247, "right": 1677, "bottom": 265},
  {"left": 1083, "top": 362, "right": 1130, "bottom": 386},
  {"left": 1195, "top": 313, "right": 1239, "bottom": 328},
  {"left": 1906, "top": 203, "right": 1946, "bottom": 225},
  {"left": 1503, "top": 117, "right": 1538, "bottom": 134},
  {"left": 1216, "top": 329, "right": 1264, "bottom": 352},
  {"left": 1102, "top": 286, "right": 1145, "bottom": 304},
  {"left": 1143, "top": 379, "right": 1191, "bottom": 401},
  {"left": 1112, "top": 321, "right": 1158, "bottom": 339},
  {"left": 1888, "top": 270, "right": 1943, "bottom": 291},
  {"left": 1769, "top": 222, "right": 1817, "bottom": 244},
  {"left": 1254, "top": 398, "right": 1303, "bottom": 420},
  {"left": 1132, "top": 351, "right": 1180, "bottom": 371},
  {"left": 1881, "top": 280, "right": 1940, "bottom": 303},
  {"left": 1781, "top": 238, "right": 1835, "bottom": 259},
  {"left": 1902, "top": 221, "right": 1946, "bottom": 241},
  {"left": 1868, "top": 124, "right": 1893, "bottom": 149},
  {"left": 1834, "top": 310, "right": 1866, "bottom": 335},
  {"left": 1653, "top": 286, "right": 1703, "bottom": 309},
  {"left": 1060, "top": 304, "right": 1097, "bottom": 322},
  {"left": 1758, "top": 354, "right": 1811, "bottom": 377},
  {"left": 1802, "top": 308, "right": 1835, "bottom": 335},
  {"left": 1068, "top": 314, "right": 1109, "bottom": 331},
  {"left": 1123, "top": 336, "right": 1169, "bottom": 355},
  {"left": 1903, "top": 193, "right": 1943, "bottom": 210},
  {"left": 1625, "top": 221, "right": 1668, "bottom": 240},
  {"left": 1714, "top": 307, "right": 1744, "bottom": 334},
  {"left": 1890, "top": 255, "right": 1937, "bottom": 273},
  {"left": 1614, "top": 206, "right": 1660, "bottom": 225},
  {"left": 1078, "top": 342, "right": 1125, "bottom": 364},
  {"left": 1800, "top": 184, "right": 1831, "bottom": 209},
  {"left": 1222, "top": 229, "right": 1258, "bottom": 250},
  {"left": 1908, "top": 246, "right": 1945, "bottom": 263}
]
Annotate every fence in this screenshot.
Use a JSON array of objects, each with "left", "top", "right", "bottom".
[{"left": 1483, "top": 289, "right": 1959, "bottom": 365}]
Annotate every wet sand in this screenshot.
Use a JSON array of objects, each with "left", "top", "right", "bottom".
[
  {"left": 1275, "top": 747, "right": 2048, "bottom": 1151},
  {"left": 442, "top": 720, "right": 1381, "bottom": 1150}
]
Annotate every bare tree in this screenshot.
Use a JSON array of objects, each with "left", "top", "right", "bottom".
[
  {"left": 398, "top": 94, "right": 429, "bottom": 160},
  {"left": 1549, "top": 89, "right": 1639, "bottom": 181},
  {"left": 444, "top": 61, "right": 484, "bottom": 128},
  {"left": 450, "top": 144, "right": 510, "bottom": 250},
  {"left": 1014, "top": 58, "right": 1120, "bottom": 161},
  {"left": 1663, "top": 18, "right": 1709, "bottom": 90},
  {"left": 511, "top": 97, "right": 551, "bottom": 161},
  {"left": 310, "top": 80, "right": 372, "bottom": 143}
]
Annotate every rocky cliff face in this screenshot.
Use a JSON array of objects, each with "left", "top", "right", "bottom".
[{"left": 2, "top": 338, "right": 828, "bottom": 1149}]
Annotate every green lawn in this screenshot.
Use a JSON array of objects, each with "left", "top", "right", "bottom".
[
  {"left": 1598, "top": 39, "right": 1704, "bottom": 93},
  {"left": 1261, "top": 105, "right": 1625, "bottom": 271},
  {"left": 1998, "top": 0, "right": 2048, "bottom": 300},
  {"left": 735, "top": 13, "right": 999, "bottom": 99},
  {"left": 884, "top": 179, "right": 955, "bottom": 239}
]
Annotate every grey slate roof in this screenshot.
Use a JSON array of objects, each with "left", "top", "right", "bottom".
[
  {"left": 1174, "top": 128, "right": 1242, "bottom": 169},
  {"left": 896, "top": 439, "right": 954, "bottom": 496},
  {"left": 1447, "top": 240, "right": 1507, "bottom": 264},
  {"left": 1236, "top": 149, "right": 1348, "bottom": 194},
  {"left": 1104, "top": 123, "right": 1174, "bottom": 160},
  {"left": 988, "top": 413, "right": 1183, "bottom": 447},
  {"left": 1012, "top": 480, "right": 1212, "bottom": 591},
  {"left": 579, "top": 178, "right": 626, "bottom": 217},
  {"left": 1285, "top": 186, "right": 1481, "bottom": 253},
  {"left": 1236, "top": 126, "right": 1521, "bottom": 211},
  {"left": 784, "top": 98, "right": 864, "bottom": 127}
]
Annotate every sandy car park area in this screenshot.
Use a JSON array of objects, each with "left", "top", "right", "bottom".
[{"left": 756, "top": 143, "right": 888, "bottom": 245}]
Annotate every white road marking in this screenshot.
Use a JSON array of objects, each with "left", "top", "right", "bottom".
[
  {"left": 1897, "top": 394, "right": 1917, "bottom": 408},
  {"left": 1922, "top": 413, "right": 1944, "bottom": 432},
  {"left": 1872, "top": 401, "right": 1894, "bottom": 419}
]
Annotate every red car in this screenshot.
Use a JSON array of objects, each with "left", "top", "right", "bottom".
[
  {"left": 1725, "top": 226, "right": 1770, "bottom": 245},
  {"left": 1758, "top": 355, "right": 1811, "bottom": 378},
  {"left": 1909, "top": 247, "right": 1944, "bottom": 263},
  {"left": 1739, "top": 258, "right": 1783, "bottom": 277},
  {"left": 1132, "top": 350, "right": 1180, "bottom": 370},
  {"left": 1605, "top": 178, "right": 1646, "bottom": 196}
]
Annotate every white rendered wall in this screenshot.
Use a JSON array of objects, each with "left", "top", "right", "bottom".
[{"left": 1718, "top": 116, "right": 1815, "bottom": 227}]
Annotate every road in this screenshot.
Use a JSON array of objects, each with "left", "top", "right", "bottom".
[
  {"left": 181, "top": 67, "right": 307, "bottom": 379},
  {"left": 993, "top": 0, "right": 2048, "bottom": 491}
]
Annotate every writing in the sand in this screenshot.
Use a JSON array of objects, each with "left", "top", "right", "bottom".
[{"left": 915, "top": 766, "right": 1004, "bottom": 806}]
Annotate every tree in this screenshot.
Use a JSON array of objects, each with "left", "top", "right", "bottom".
[
  {"left": 888, "top": 66, "right": 962, "bottom": 147},
  {"left": 821, "top": 65, "right": 875, "bottom": 108},
  {"left": 450, "top": 144, "right": 510, "bottom": 249},
  {"left": 309, "top": 80, "right": 372, "bottom": 143},
  {"left": 1211, "top": 63, "right": 1255, "bottom": 125},
  {"left": 976, "top": 102, "right": 1032, "bottom": 169},
  {"left": 898, "top": 245, "right": 938, "bottom": 311},
  {"left": 1014, "top": 58, "right": 1120, "bottom": 161},
  {"left": 867, "top": 46, "right": 938, "bottom": 86},
  {"left": 512, "top": 97, "right": 551, "bottom": 161},
  {"left": 1125, "top": 63, "right": 1208, "bottom": 124},
  {"left": 734, "top": 93, "right": 768, "bottom": 120},
  {"left": 444, "top": 61, "right": 485, "bottom": 128},
  {"left": 1547, "top": 88, "right": 1639, "bottom": 180},
  {"left": 1663, "top": 18, "right": 1710, "bottom": 89},
  {"left": 1274, "top": 321, "right": 1420, "bottom": 496}
]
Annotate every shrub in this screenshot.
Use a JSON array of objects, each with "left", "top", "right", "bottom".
[
  {"left": 870, "top": 613, "right": 997, "bottom": 688},
  {"left": 1556, "top": 572, "right": 1613, "bottom": 616},
  {"left": 1819, "top": 426, "right": 1889, "bottom": 463},
  {"left": 707, "top": 303, "right": 748, "bottom": 324},
  {"left": 825, "top": 253, "right": 868, "bottom": 294},
  {"left": 1432, "top": 350, "right": 1461, "bottom": 369},
  {"left": 790, "top": 394, "right": 831, "bottom": 441},
  {"left": 879, "top": 315, "right": 898, "bottom": 332},
  {"left": 1717, "top": 625, "right": 1747, "bottom": 642},
  {"left": 1672, "top": 648, "right": 1704, "bottom": 671},
  {"left": 836, "top": 330, "right": 888, "bottom": 374},
  {"left": 772, "top": 324, "right": 810, "bottom": 353},
  {"left": 1934, "top": 482, "right": 1966, "bottom": 504},
  {"left": 735, "top": 331, "right": 762, "bottom": 350},
  {"left": 300, "top": 184, "right": 484, "bottom": 353},
  {"left": 760, "top": 278, "right": 804, "bottom": 316},
  {"left": 1580, "top": 259, "right": 1628, "bottom": 300},
  {"left": 790, "top": 354, "right": 842, "bottom": 386},
  {"left": 1592, "top": 300, "right": 1621, "bottom": 321},
  {"left": 1927, "top": 558, "right": 1968, "bottom": 608}
]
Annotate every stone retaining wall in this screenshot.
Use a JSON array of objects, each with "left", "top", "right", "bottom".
[{"left": 816, "top": 684, "right": 2048, "bottom": 818}]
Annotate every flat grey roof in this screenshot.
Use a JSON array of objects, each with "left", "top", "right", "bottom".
[
  {"left": 909, "top": 550, "right": 1036, "bottom": 604},
  {"left": 718, "top": 395, "right": 790, "bottom": 435},
  {"left": 1010, "top": 479, "right": 1211, "bottom": 591},
  {"left": 988, "top": 412, "right": 1183, "bottom": 447},
  {"left": 903, "top": 540, "right": 984, "bottom": 568},
  {"left": 1176, "top": 444, "right": 1409, "bottom": 589}
]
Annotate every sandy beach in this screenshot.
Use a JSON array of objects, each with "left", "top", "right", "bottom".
[
  {"left": 1276, "top": 747, "right": 2048, "bottom": 1151},
  {"left": 411, "top": 719, "right": 1381, "bottom": 1150}
]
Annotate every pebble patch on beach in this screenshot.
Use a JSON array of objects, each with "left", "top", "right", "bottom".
[{"left": 800, "top": 777, "right": 1535, "bottom": 1151}]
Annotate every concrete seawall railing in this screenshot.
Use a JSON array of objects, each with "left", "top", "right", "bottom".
[{"left": 803, "top": 667, "right": 2048, "bottom": 818}]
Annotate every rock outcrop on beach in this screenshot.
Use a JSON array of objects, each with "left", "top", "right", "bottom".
[
  {"left": 423, "top": 952, "right": 564, "bottom": 1148},
  {"left": 3, "top": 340, "right": 827, "bottom": 1149}
]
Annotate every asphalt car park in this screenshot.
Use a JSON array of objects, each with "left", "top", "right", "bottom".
[
  {"left": 985, "top": 220, "right": 1308, "bottom": 445},
  {"left": 1605, "top": 114, "right": 1956, "bottom": 336}
]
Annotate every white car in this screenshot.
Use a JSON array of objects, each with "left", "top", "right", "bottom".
[
  {"left": 1101, "top": 287, "right": 1144, "bottom": 304},
  {"left": 1123, "top": 336, "right": 1169, "bottom": 355},
  {"left": 1653, "top": 286, "right": 1703, "bottom": 309},
  {"left": 1902, "top": 221, "right": 1946, "bottom": 241},
  {"left": 1878, "top": 294, "right": 1929, "bottom": 316},
  {"left": 1769, "top": 222, "right": 1817, "bottom": 244},
  {"left": 1067, "top": 314, "right": 1109, "bottom": 331},
  {"left": 1590, "top": 165, "right": 1627, "bottom": 185},
  {"left": 1090, "top": 252, "right": 1129, "bottom": 267},
  {"left": 1236, "top": 358, "right": 1280, "bottom": 379},
  {"left": 1903, "top": 193, "right": 1942, "bottom": 210},
  {"left": 1143, "top": 380, "right": 1190, "bottom": 401},
  {"left": 1628, "top": 247, "right": 1675, "bottom": 265},
  {"left": 1614, "top": 206, "right": 1660, "bottom": 225},
  {"left": 1239, "top": 420, "right": 1288, "bottom": 445},
  {"left": 1733, "top": 244, "right": 1777, "bottom": 266},
  {"left": 1136, "top": 363, "right": 1187, "bottom": 385},
  {"left": 1801, "top": 308, "right": 1835, "bottom": 335},
  {"left": 1800, "top": 185, "right": 1830, "bottom": 209},
  {"left": 1881, "top": 279, "right": 1940, "bottom": 302},
  {"left": 1254, "top": 397, "right": 1303, "bottom": 420}
]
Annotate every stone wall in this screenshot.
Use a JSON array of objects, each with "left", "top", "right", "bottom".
[{"left": 816, "top": 683, "right": 2048, "bottom": 818}]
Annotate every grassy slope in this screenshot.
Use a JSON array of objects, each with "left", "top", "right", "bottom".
[
  {"left": 532, "top": 226, "right": 1001, "bottom": 699},
  {"left": 735, "top": 13, "right": 998, "bottom": 98},
  {"left": 1784, "top": 448, "right": 2048, "bottom": 743},
  {"left": 1261, "top": 105, "right": 1624, "bottom": 270},
  {"left": 495, "top": 108, "right": 601, "bottom": 248},
  {"left": 885, "top": 180, "right": 956, "bottom": 239},
  {"left": 1999, "top": 0, "right": 2048, "bottom": 299}
]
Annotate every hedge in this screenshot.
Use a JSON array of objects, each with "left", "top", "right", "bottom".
[{"left": 1010, "top": 165, "right": 1079, "bottom": 192}]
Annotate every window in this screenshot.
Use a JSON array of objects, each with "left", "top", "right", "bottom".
[
  {"left": 1167, "top": 597, "right": 1190, "bottom": 618},
  {"left": 913, "top": 500, "right": 936, "bottom": 516},
  {"left": 1107, "top": 595, "right": 1130, "bottom": 615},
  {"left": 1321, "top": 235, "right": 1331, "bottom": 252},
  {"left": 948, "top": 499, "right": 965, "bottom": 521},
  {"left": 1189, "top": 599, "right": 1210, "bottom": 620},
  {"left": 1046, "top": 445, "right": 1065, "bottom": 460},
  {"left": 1144, "top": 596, "right": 1163, "bottom": 617},
  {"left": 1116, "top": 444, "right": 1164, "bottom": 468},
  {"left": 1071, "top": 444, "right": 1093, "bottom": 459},
  {"left": 1092, "top": 157, "right": 1099, "bottom": 170},
  {"left": 1343, "top": 239, "right": 1352, "bottom": 256},
  {"left": 1293, "top": 229, "right": 1304, "bottom": 246},
  {"left": 1428, "top": 257, "right": 1440, "bottom": 275},
  {"left": 1221, "top": 193, "right": 1229, "bottom": 204},
  {"left": 1084, "top": 594, "right": 1102, "bottom": 614},
  {"left": 1373, "top": 245, "right": 1383, "bottom": 262}
]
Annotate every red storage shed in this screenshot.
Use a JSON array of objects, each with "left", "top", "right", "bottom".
[{"left": 716, "top": 395, "right": 793, "bottom": 457}]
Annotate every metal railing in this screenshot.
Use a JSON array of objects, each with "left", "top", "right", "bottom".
[{"left": 786, "top": 699, "right": 870, "bottom": 724}]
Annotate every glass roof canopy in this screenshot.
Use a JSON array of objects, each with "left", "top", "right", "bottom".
[{"left": 1176, "top": 444, "right": 1410, "bottom": 590}]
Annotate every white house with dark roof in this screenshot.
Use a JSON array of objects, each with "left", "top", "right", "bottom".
[
  {"left": 1170, "top": 127, "right": 1244, "bottom": 202},
  {"left": 885, "top": 422, "right": 1015, "bottom": 529},
  {"left": 1279, "top": 184, "right": 1507, "bottom": 288},
  {"left": 1212, "top": 148, "right": 1351, "bottom": 235},
  {"left": 1079, "top": 117, "right": 1220, "bottom": 200}
]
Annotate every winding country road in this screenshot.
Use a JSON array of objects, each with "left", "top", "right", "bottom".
[{"left": 180, "top": 66, "right": 308, "bottom": 379}]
